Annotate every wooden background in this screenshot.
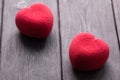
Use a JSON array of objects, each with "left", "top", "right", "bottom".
[{"left": 0, "top": 0, "right": 120, "bottom": 80}]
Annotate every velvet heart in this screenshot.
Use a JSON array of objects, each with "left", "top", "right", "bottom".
[
  {"left": 69, "top": 32, "right": 109, "bottom": 71},
  {"left": 15, "top": 3, "right": 53, "bottom": 38}
]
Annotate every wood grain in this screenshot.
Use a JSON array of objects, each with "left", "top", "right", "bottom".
[
  {"left": 0, "top": 0, "right": 61, "bottom": 80},
  {"left": 59, "top": 0, "right": 120, "bottom": 80},
  {"left": 0, "top": 0, "right": 3, "bottom": 45},
  {"left": 112, "top": 0, "right": 120, "bottom": 42},
  {"left": 0, "top": 0, "right": 3, "bottom": 72},
  {"left": 0, "top": 0, "right": 2, "bottom": 26}
]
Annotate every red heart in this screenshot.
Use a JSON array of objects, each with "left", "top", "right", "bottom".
[
  {"left": 69, "top": 32, "right": 109, "bottom": 71},
  {"left": 15, "top": 3, "right": 53, "bottom": 38}
]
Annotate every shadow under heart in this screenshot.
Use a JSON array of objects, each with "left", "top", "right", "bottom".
[
  {"left": 72, "top": 63, "right": 111, "bottom": 80},
  {"left": 19, "top": 33, "right": 48, "bottom": 51}
]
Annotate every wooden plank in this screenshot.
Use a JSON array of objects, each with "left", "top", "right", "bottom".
[
  {"left": 0, "top": 0, "right": 61, "bottom": 80},
  {"left": 112, "top": 0, "right": 120, "bottom": 43},
  {"left": 0, "top": 0, "right": 3, "bottom": 44},
  {"left": 0, "top": 0, "right": 3, "bottom": 73},
  {"left": 59, "top": 0, "right": 120, "bottom": 80}
]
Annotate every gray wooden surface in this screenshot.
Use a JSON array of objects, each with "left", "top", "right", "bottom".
[
  {"left": 0, "top": 0, "right": 61, "bottom": 80},
  {"left": 112, "top": 0, "right": 120, "bottom": 41},
  {"left": 0, "top": 0, "right": 1, "bottom": 25},
  {"left": 59, "top": 0, "right": 120, "bottom": 80},
  {"left": 0, "top": 0, "right": 2, "bottom": 46},
  {"left": 0, "top": 0, "right": 120, "bottom": 80}
]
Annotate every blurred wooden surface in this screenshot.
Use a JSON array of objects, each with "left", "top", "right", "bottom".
[
  {"left": 0, "top": 0, "right": 120, "bottom": 80},
  {"left": 113, "top": 0, "right": 120, "bottom": 41},
  {"left": 0, "top": 0, "right": 61, "bottom": 80},
  {"left": 0, "top": 0, "right": 3, "bottom": 46},
  {"left": 59, "top": 0, "right": 120, "bottom": 80}
]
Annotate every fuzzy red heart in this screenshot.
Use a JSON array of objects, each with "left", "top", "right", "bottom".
[
  {"left": 15, "top": 3, "right": 53, "bottom": 38},
  {"left": 69, "top": 32, "right": 109, "bottom": 71}
]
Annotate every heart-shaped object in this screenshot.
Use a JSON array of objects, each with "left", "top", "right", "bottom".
[
  {"left": 69, "top": 32, "right": 109, "bottom": 71},
  {"left": 15, "top": 3, "right": 53, "bottom": 38}
]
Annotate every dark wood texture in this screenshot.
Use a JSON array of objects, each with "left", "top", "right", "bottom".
[
  {"left": 0, "top": 0, "right": 3, "bottom": 43},
  {"left": 59, "top": 0, "right": 120, "bottom": 80},
  {"left": 0, "top": 0, "right": 2, "bottom": 27},
  {"left": 0, "top": 0, "right": 3, "bottom": 72},
  {"left": 112, "top": 0, "right": 120, "bottom": 41},
  {"left": 0, "top": 0, "right": 61, "bottom": 80},
  {"left": 0, "top": 0, "right": 2, "bottom": 26}
]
